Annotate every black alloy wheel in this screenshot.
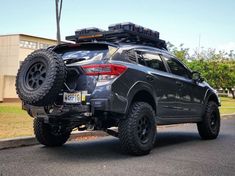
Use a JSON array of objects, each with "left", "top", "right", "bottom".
[
  {"left": 137, "top": 115, "right": 151, "bottom": 144},
  {"left": 25, "top": 61, "right": 47, "bottom": 90},
  {"left": 197, "top": 101, "right": 220, "bottom": 139}
]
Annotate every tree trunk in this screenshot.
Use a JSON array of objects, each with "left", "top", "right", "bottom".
[{"left": 228, "top": 88, "right": 235, "bottom": 99}]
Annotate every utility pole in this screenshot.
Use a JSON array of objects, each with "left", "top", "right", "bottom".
[{"left": 55, "top": 0, "right": 63, "bottom": 44}]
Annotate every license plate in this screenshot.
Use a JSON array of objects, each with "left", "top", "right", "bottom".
[{"left": 63, "top": 92, "right": 81, "bottom": 104}]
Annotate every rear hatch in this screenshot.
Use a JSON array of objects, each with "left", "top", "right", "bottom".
[{"left": 54, "top": 43, "right": 124, "bottom": 104}]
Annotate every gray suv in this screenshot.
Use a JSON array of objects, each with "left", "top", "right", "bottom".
[{"left": 16, "top": 23, "right": 220, "bottom": 155}]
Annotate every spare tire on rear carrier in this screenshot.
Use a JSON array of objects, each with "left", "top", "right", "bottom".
[{"left": 16, "top": 49, "right": 66, "bottom": 106}]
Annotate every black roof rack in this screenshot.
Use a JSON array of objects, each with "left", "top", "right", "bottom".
[{"left": 65, "top": 23, "right": 167, "bottom": 50}]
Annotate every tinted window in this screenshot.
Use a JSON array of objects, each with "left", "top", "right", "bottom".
[
  {"left": 125, "top": 50, "right": 137, "bottom": 63},
  {"left": 55, "top": 44, "right": 117, "bottom": 64},
  {"left": 138, "top": 52, "right": 166, "bottom": 72},
  {"left": 164, "top": 57, "right": 190, "bottom": 78},
  {"left": 62, "top": 50, "right": 108, "bottom": 61}
]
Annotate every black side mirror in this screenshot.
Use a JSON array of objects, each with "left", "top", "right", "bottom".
[{"left": 192, "top": 71, "right": 204, "bottom": 82}]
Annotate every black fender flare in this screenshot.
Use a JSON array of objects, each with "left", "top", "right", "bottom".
[
  {"left": 124, "top": 81, "right": 157, "bottom": 114},
  {"left": 202, "top": 89, "right": 220, "bottom": 115},
  {"left": 204, "top": 89, "right": 220, "bottom": 106}
]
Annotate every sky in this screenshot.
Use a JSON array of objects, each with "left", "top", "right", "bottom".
[{"left": 0, "top": 0, "right": 234, "bottom": 52}]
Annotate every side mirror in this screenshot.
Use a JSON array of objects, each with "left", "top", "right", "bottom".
[{"left": 192, "top": 71, "right": 204, "bottom": 82}]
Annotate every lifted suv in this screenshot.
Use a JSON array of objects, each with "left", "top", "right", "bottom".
[{"left": 16, "top": 23, "right": 220, "bottom": 155}]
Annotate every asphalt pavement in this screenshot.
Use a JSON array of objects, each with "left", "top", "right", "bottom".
[{"left": 0, "top": 116, "right": 235, "bottom": 176}]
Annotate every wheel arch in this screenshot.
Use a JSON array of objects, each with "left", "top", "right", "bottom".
[
  {"left": 125, "top": 81, "right": 157, "bottom": 115},
  {"left": 205, "top": 91, "right": 220, "bottom": 106}
]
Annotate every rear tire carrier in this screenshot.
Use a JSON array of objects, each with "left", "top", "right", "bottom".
[{"left": 16, "top": 49, "right": 66, "bottom": 106}]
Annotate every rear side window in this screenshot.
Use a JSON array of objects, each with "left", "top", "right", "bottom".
[
  {"left": 125, "top": 50, "right": 137, "bottom": 63},
  {"left": 138, "top": 52, "right": 166, "bottom": 72}
]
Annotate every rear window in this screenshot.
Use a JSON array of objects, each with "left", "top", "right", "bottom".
[
  {"left": 56, "top": 44, "right": 118, "bottom": 63},
  {"left": 62, "top": 49, "right": 108, "bottom": 61}
]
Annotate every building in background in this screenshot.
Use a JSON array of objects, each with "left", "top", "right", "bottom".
[{"left": 0, "top": 34, "right": 57, "bottom": 102}]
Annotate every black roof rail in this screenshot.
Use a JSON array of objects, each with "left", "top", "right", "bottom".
[{"left": 65, "top": 23, "right": 167, "bottom": 50}]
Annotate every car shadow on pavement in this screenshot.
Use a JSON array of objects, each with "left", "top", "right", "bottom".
[
  {"left": 38, "top": 131, "right": 201, "bottom": 161},
  {"left": 154, "top": 131, "right": 200, "bottom": 148}
]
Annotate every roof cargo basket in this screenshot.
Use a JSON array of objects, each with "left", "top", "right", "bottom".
[
  {"left": 66, "top": 22, "right": 167, "bottom": 50},
  {"left": 108, "top": 22, "right": 159, "bottom": 38},
  {"left": 75, "top": 27, "right": 104, "bottom": 35}
]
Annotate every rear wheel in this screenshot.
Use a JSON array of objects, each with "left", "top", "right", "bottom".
[
  {"left": 119, "top": 102, "right": 156, "bottom": 156},
  {"left": 34, "top": 118, "right": 71, "bottom": 147},
  {"left": 197, "top": 101, "right": 220, "bottom": 139}
]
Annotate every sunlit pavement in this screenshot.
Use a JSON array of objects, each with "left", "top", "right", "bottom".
[{"left": 0, "top": 116, "right": 235, "bottom": 176}]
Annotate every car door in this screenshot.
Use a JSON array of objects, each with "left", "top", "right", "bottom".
[
  {"left": 161, "top": 55, "right": 206, "bottom": 118},
  {"left": 135, "top": 49, "right": 179, "bottom": 118}
]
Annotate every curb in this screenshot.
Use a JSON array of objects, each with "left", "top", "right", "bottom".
[
  {"left": 0, "top": 136, "right": 38, "bottom": 150},
  {"left": 221, "top": 113, "right": 235, "bottom": 117},
  {"left": 0, "top": 131, "right": 107, "bottom": 150}
]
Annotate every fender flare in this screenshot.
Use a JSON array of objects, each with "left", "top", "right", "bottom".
[
  {"left": 124, "top": 81, "right": 157, "bottom": 114},
  {"left": 204, "top": 89, "right": 220, "bottom": 106},
  {"left": 202, "top": 89, "right": 220, "bottom": 115}
]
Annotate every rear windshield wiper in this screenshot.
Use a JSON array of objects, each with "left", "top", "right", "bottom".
[{"left": 64, "top": 58, "right": 86, "bottom": 64}]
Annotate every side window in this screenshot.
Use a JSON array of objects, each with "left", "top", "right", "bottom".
[
  {"left": 137, "top": 52, "right": 166, "bottom": 72},
  {"left": 163, "top": 57, "right": 190, "bottom": 78},
  {"left": 137, "top": 52, "right": 146, "bottom": 65},
  {"left": 125, "top": 50, "right": 137, "bottom": 63}
]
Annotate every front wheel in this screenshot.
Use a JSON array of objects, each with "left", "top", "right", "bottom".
[
  {"left": 34, "top": 118, "right": 71, "bottom": 146},
  {"left": 118, "top": 102, "right": 156, "bottom": 156},
  {"left": 197, "top": 101, "right": 220, "bottom": 139}
]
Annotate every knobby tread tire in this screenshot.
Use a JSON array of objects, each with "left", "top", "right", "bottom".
[
  {"left": 119, "top": 102, "right": 156, "bottom": 156},
  {"left": 33, "top": 118, "right": 71, "bottom": 147},
  {"left": 16, "top": 49, "right": 66, "bottom": 106},
  {"left": 197, "top": 101, "right": 220, "bottom": 139}
]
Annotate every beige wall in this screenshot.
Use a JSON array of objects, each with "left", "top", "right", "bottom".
[
  {"left": 18, "top": 35, "right": 57, "bottom": 63},
  {"left": 0, "top": 35, "right": 20, "bottom": 76},
  {"left": 0, "top": 34, "right": 57, "bottom": 101},
  {"left": 0, "top": 75, "right": 4, "bottom": 102},
  {"left": 0, "top": 34, "right": 57, "bottom": 76},
  {"left": 3, "top": 75, "right": 17, "bottom": 99},
  {"left": 0, "top": 75, "right": 18, "bottom": 101}
]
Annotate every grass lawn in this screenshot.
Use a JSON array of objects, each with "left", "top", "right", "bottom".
[
  {"left": 0, "top": 103, "right": 33, "bottom": 139},
  {"left": 0, "top": 97, "right": 234, "bottom": 139},
  {"left": 219, "top": 97, "right": 235, "bottom": 115}
]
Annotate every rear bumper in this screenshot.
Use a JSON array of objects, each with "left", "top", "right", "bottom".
[
  {"left": 25, "top": 94, "right": 126, "bottom": 118},
  {"left": 24, "top": 85, "right": 128, "bottom": 118},
  {"left": 27, "top": 104, "right": 90, "bottom": 118},
  {"left": 90, "top": 92, "right": 127, "bottom": 114}
]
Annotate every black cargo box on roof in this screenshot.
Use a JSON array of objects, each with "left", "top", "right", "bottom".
[{"left": 66, "top": 22, "right": 167, "bottom": 50}]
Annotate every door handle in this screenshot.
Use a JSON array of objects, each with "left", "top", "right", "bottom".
[
  {"left": 146, "top": 75, "right": 154, "bottom": 81},
  {"left": 176, "top": 81, "right": 183, "bottom": 87}
]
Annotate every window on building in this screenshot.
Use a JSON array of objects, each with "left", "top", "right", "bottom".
[
  {"left": 20, "top": 40, "right": 37, "bottom": 49},
  {"left": 39, "top": 43, "right": 50, "bottom": 49}
]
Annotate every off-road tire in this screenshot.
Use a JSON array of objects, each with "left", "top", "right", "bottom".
[
  {"left": 16, "top": 49, "right": 66, "bottom": 106},
  {"left": 197, "top": 101, "right": 220, "bottom": 139},
  {"left": 34, "top": 118, "right": 71, "bottom": 147},
  {"left": 119, "top": 102, "right": 156, "bottom": 156}
]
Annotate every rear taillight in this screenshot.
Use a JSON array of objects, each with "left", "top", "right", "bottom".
[{"left": 82, "top": 64, "right": 127, "bottom": 76}]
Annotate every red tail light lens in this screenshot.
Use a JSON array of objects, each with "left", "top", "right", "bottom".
[{"left": 82, "top": 64, "right": 127, "bottom": 76}]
